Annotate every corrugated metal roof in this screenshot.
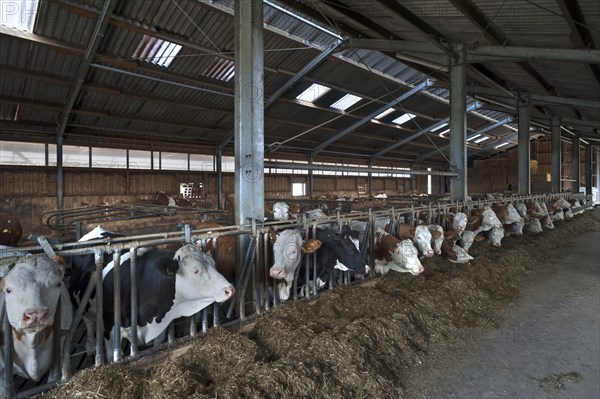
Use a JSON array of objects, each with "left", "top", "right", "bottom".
[{"left": 0, "top": 0, "right": 597, "bottom": 169}]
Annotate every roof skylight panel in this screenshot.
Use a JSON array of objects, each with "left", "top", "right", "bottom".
[
  {"left": 474, "top": 136, "right": 490, "bottom": 144},
  {"left": 374, "top": 108, "right": 395, "bottom": 119},
  {"left": 430, "top": 122, "right": 448, "bottom": 132},
  {"left": 202, "top": 57, "right": 235, "bottom": 82},
  {"left": 392, "top": 112, "right": 416, "bottom": 125},
  {"left": 132, "top": 35, "right": 182, "bottom": 68},
  {"left": 296, "top": 83, "right": 331, "bottom": 102},
  {"left": 0, "top": 0, "right": 39, "bottom": 32},
  {"left": 494, "top": 142, "right": 509, "bottom": 149},
  {"left": 330, "top": 94, "right": 362, "bottom": 111}
]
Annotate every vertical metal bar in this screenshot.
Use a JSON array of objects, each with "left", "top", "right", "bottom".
[
  {"left": 596, "top": 148, "right": 600, "bottom": 204},
  {"left": 212, "top": 303, "right": 220, "bottom": 327},
  {"left": 56, "top": 129, "right": 64, "bottom": 211},
  {"left": 263, "top": 232, "right": 271, "bottom": 310},
  {"left": 50, "top": 296, "right": 62, "bottom": 381},
  {"left": 216, "top": 145, "right": 223, "bottom": 210},
  {"left": 572, "top": 135, "right": 581, "bottom": 192},
  {"left": 551, "top": 116, "right": 561, "bottom": 192},
  {"left": 449, "top": 45, "right": 467, "bottom": 202},
  {"left": 167, "top": 324, "right": 175, "bottom": 344},
  {"left": 201, "top": 309, "right": 208, "bottom": 334},
  {"left": 3, "top": 300, "right": 16, "bottom": 399},
  {"left": 45, "top": 143, "right": 49, "bottom": 166},
  {"left": 89, "top": 147, "right": 92, "bottom": 168},
  {"left": 94, "top": 250, "right": 104, "bottom": 367},
  {"left": 112, "top": 251, "right": 122, "bottom": 363},
  {"left": 586, "top": 144, "right": 592, "bottom": 196},
  {"left": 518, "top": 94, "right": 531, "bottom": 195},
  {"left": 129, "top": 248, "right": 139, "bottom": 358}
]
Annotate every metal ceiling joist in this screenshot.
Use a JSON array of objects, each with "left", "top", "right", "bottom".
[
  {"left": 57, "top": 0, "right": 118, "bottom": 135},
  {"left": 344, "top": 39, "right": 600, "bottom": 63},
  {"left": 446, "top": 0, "right": 562, "bottom": 103},
  {"left": 310, "top": 79, "right": 434, "bottom": 157},
  {"left": 413, "top": 117, "right": 513, "bottom": 163},
  {"left": 555, "top": 0, "right": 600, "bottom": 86},
  {"left": 462, "top": 85, "right": 600, "bottom": 110},
  {"left": 265, "top": 40, "right": 342, "bottom": 108},
  {"left": 369, "top": 101, "right": 482, "bottom": 161}
]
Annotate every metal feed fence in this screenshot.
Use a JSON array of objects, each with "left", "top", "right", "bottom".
[{"left": 0, "top": 192, "right": 593, "bottom": 398}]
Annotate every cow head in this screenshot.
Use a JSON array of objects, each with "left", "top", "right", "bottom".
[
  {"left": 1, "top": 254, "right": 65, "bottom": 334},
  {"left": 413, "top": 225, "right": 434, "bottom": 257},
  {"left": 427, "top": 225, "right": 444, "bottom": 255},
  {"left": 269, "top": 229, "right": 303, "bottom": 301},
  {"left": 473, "top": 206, "right": 503, "bottom": 232},
  {"left": 318, "top": 228, "right": 367, "bottom": 275},
  {"left": 273, "top": 202, "right": 290, "bottom": 221},
  {"left": 173, "top": 244, "right": 234, "bottom": 304},
  {"left": 486, "top": 226, "right": 505, "bottom": 247},
  {"left": 444, "top": 212, "right": 469, "bottom": 237},
  {"left": 527, "top": 218, "right": 543, "bottom": 233},
  {"left": 386, "top": 239, "right": 424, "bottom": 275}
]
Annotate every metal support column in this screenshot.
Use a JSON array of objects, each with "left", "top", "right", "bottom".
[
  {"left": 307, "top": 155, "right": 314, "bottom": 197},
  {"left": 551, "top": 116, "right": 561, "bottom": 192},
  {"left": 596, "top": 147, "right": 600, "bottom": 204},
  {"left": 572, "top": 135, "right": 580, "bottom": 192},
  {"left": 216, "top": 145, "right": 223, "bottom": 210},
  {"left": 56, "top": 130, "right": 64, "bottom": 210},
  {"left": 367, "top": 160, "right": 373, "bottom": 197},
  {"left": 518, "top": 95, "right": 531, "bottom": 195},
  {"left": 234, "top": 0, "right": 264, "bottom": 313},
  {"left": 449, "top": 45, "right": 467, "bottom": 202},
  {"left": 585, "top": 144, "right": 592, "bottom": 195}
]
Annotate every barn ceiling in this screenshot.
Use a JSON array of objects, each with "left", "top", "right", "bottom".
[{"left": 0, "top": 0, "right": 598, "bottom": 169}]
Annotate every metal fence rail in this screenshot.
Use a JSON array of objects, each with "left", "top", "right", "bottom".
[{"left": 2, "top": 192, "right": 593, "bottom": 398}]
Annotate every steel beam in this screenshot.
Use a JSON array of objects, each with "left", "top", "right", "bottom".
[
  {"left": 572, "top": 135, "right": 581, "bottom": 192},
  {"left": 414, "top": 117, "right": 513, "bottom": 163},
  {"left": 369, "top": 101, "right": 481, "bottom": 161},
  {"left": 311, "top": 79, "right": 433, "bottom": 157},
  {"left": 266, "top": 40, "right": 342, "bottom": 108},
  {"left": 345, "top": 38, "right": 600, "bottom": 63},
  {"left": 518, "top": 96, "right": 531, "bottom": 195},
  {"left": 552, "top": 116, "right": 562, "bottom": 192},
  {"left": 585, "top": 144, "right": 592, "bottom": 195},
  {"left": 449, "top": 46, "right": 468, "bottom": 202},
  {"left": 596, "top": 148, "right": 600, "bottom": 203},
  {"left": 216, "top": 145, "right": 223, "bottom": 210},
  {"left": 262, "top": 162, "right": 459, "bottom": 177},
  {"left": 234, "top": 0, "right": 264, "bottom": 225}
]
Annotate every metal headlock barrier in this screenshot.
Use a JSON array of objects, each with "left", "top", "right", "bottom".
[{"left": 1, "top": 192, "right": 593, "bottom": 398}]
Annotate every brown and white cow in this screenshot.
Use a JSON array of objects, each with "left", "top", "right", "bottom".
[
  {"left": 374, "top": 228, "right": 424, "bottom": 275},
  {"left": 1, "top": 253, "right": 72, "bottom": 387},
  {"left": 440, "top": 231, "right": 474, "bottom": 263},
  {"left": 397, "top": 223, "right": 435, "bottom": 257}
]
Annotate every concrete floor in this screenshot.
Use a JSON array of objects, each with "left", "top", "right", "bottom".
[{"left": 412, "top": 230, "right": 600, "bottom": 399}]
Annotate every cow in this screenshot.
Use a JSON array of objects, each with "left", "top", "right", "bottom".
[
  {"left": 272, "top": 202, "right": 290, "bottom": 221},
  {"left": 482, "top": 226, "right": 505, "bottom": 247},
  {"left": 427, "top": 225, "right": 444, "bottom": 255},
  {"left": 0, "top": 253, "right": 72, "bottom": 388},
  {"left": 297, "top": 227, "right": 368, "bottom": 294},
  {"left": 268, "top": 228, "right": 320, "bottom": 301},
  {"left": 526, "top": 217, "right": 544, "bottom": 234},
  {"left": 68, "top": 227, "right": 234, "bottom": 360},
  {"left": 440, "top": 231, "right": 474, "bottom": 264},
  {"left": 524, "top": 201, "right": 554, "bottom": 230},
  {"left": 492, "top": 203, "right": 524, "bottom": 236},
  {"left": 397, "top": 223, "right": 434, "bottom": 257},
  {"left": 443, "top": 211, "right": 472, "bottom": 238},
  {"left": 455, "top": 230, "right": 485, "bottom": 253},
  {"left": 373, "top": 228, "right": 424, "bottom": 275},
  {"left": 469, "top": 206, "right": 503, "bottom": 234}
]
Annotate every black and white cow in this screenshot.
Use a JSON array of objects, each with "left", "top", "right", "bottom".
[
  {"left": 297, "top": 227, "right": 367, "bottom": 295},
  {"left": 68, "top": 226, "right": 234, "bottom": 359}
]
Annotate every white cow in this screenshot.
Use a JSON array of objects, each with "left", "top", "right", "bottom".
[
  {"left": 444, "top": 212, "right": 470, "bottom": 238},
  {"left": 0, "top": 253, "right": 72, "bottom": 389},
  {"left": 269, "top": 229, "right": 320, "bottom": 301},
  {"left": 272, "top": 202, "right": 290, "bottom": 221},
  {"left": 427, "top": 225, "right": 444, "bottom": 255},
  {"left": 374, "top": 228, "right": 424, "bottom": 275}
]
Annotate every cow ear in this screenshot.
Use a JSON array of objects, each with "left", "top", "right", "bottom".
[
  {"left": 444, "top": 231, "right": 455, "bottom": 240},
  {"left": 474, "top": 234, "right": 486, "bottom": 242},
  {"left": 268, "top": 228, "right": 277, "bottom": 246},
  {"left": 444, "top": 213, "right": 454, "bottom": 223},
  {"left": 52, "top": 256, "right": 66, "bottom": 279},
  {"left": 467, "top": 216, "right": 479, "bottom": 224},
  {"left": 431, "top": 230, "right": 442, "bottom": 239},
  {"left": 385, "top": 250, "right": 393, "bottom": 262},
  {"left": 0, "top": 262, "right": 16, "bottom": 279},
  {"left": 409, "top": 227, "right": 416, "bottom": 237},
  {"left": 301, "top": 239, "right": 321, "bottom": 253},
  {"left": 161, "top": 259, "right": 179, "bottom": 276}
]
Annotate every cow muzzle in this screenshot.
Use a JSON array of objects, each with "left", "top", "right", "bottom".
[
  {"left": 269, "top": 268, "right": 286, "bottom": 279},
  {"left": 22, "top": 307, "right": 51, "bottom": 329}
]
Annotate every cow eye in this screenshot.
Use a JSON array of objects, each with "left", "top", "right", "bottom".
[
  {"left": 57, "top": 282, "right": 62, "bottom": 287},
  {"left": 193, "top": 269, "right": 199, "bottom": 274},
  {"left": 5, "top": 288, "right": 11, "bottom": 294}
]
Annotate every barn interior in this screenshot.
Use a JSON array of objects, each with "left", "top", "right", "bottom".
[
  {"left": 0, "top": 1, "right": 600, "bottom": 398},
  {"left": 1, "top": 0, "right": 598, "bottom": 237}
]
